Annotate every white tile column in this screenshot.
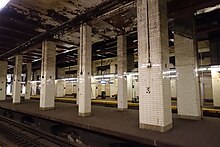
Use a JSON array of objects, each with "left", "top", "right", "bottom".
[
  {"left": 55, "top": 80, "right": 65, "bottom": 97},
  {"left": 40, "top": 41, "right": 56, "bottom": 110},
  {"left": 137, "top": 0, "right": 172, "bottom": 132},
  {"left": 211, "top": 68, "right": 220, "bottom": 106},
  {"left": 77, "top": 47, "right": 80, "bottom": 105},
  {"left": 117, "top": 35, "right": 128, "bottom": 110},
  {"left": 0, "top": 61, "right": 8, "bottom": 101},
  {"left": 110, "top": 64, "right": 117, "bottom": 98},
  {"left": 25, "top": 63, "right": 32, "bottom": 100},
  {"left": 78, "top": 23, "right": 92, "bottom": 117},
  {"left": 12, "top": 54, "right": 23, "bottom": 104},
  {"left": 209, "top": 37, "right": 220, "bottom": 106},
  {"left": 127, "top": 74, "right": 133, "bottom": 101},
  {"left": 175, "top": 34, "right": 201, "bottom": 119},
  {"left": 91, "top": 77, "right": 97, "bottom": 99}
]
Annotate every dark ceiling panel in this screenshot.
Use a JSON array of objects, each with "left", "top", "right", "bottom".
[{"left": 1, "top": 0, "right": 220, "bottom": 70}]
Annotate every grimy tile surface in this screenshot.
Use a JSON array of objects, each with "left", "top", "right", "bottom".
[{"left": 0, "top": 100, "right": 219, "bottom": 147}]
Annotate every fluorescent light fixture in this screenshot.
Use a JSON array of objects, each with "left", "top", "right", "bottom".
[
  {"left": 33, "top": 59, "right": 41, "bottom": 62},
  {"left": 163, "top": 75, "right": 177, "bottom": 78},
  {"left": 169, "top": 75, "right": 177, "bottom": 78},
  {"left": 197, "top": 4, "right": 220, "bottom": 15},
  {"left": 198, "top": 68, "right": 207, "bottom": 71},
  {"left": 61, "top": 78, "right": 78, "bottom": 82},
  {"left": 94, "top": 75, "right": 103, "bottom": 79},
  {"left": 211, "top": 65, "right": 220, "bottom": 68},
  {"left": 103, "top": 74, "right": 115, "bottom": 78},
  {"left": 134, "top": 48, "right": 138, "bottom": 51},
  {"left": 127, "top": 72, "right": 138, "bottom": 76},
  {"left": 163, "top": 70, "right": 176, "bottom": 75},
  {"left": 100, "top": 80, "right": 107, "bottom": 84},
  {"left": 94, "top": 74, "right": 116, "bottom": 79},
  {"left": 0, "top": 0, "right": 10, "bottom": 10},
  {"left": 169, "top": 39, "right": 174, "bottom": 42}
]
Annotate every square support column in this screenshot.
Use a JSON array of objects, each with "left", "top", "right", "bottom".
[
  {"left": 117, "top": 35, "right": 128, "bottom": 110},
  {"left": 78, "top": 24, "right": 92, "bottom": 117},
  {"left": 175, "top": 34, "right": 201, "bottom": 119},
  {"left": 209, "top": 37, "right": 220, "bottom": 106},
  {"left": 77, "top": 48, "right": 80, "bottom": 105},
  {"left": 211, "top": 68, "right": 220, "bottom": 106},
  {"left": 0, "top": 61, "right": 8, "bottom": 101},
  {"left": 55, "top": 80, "right": 65, "bottom": 97},
  {"left": 40, "top": 41, "right": 56, "bottom": 110},
  {"left": 127, "top": 74, "right": 133, "bottom": 101},
  {"left": 25, "top": 63, "right": 32, "bottom": 100},
  {"left": 91, "top": 77, "right": 97, "bottom": 99},
  {"left": 137, "top": 0, "right": 172, "bottom": 132},
  {"left": 12, "top": 55, "right": 23, "bottom": 104},
  {"left": 110, "top": 64, "right": 117, "bottom": 98}
]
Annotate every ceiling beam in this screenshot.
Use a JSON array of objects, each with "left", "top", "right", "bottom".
[{"left": 0, "top": 0, "right": 134, "bottom": 60}]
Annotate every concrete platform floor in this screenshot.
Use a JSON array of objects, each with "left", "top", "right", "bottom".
[{"left": 0, "top": 100, "right": 219, "bottom": 147}]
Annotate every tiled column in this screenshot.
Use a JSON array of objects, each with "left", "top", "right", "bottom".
[
  {"left": 55, "top": 80, "right": 65, "bottom": 97},
  {"left": 210, "top": 37, "right": 220, "bottom": 106},
  {"left": 25, "top": 63, "right": 32, "bottom": 100},
  {"left": 91, "top": 62, "right": 97, "bottom": 98},
  {"left": 117, "top": 35, "right": 128, "bottom": 110},
  {"left": 6, "top": 74, "right": 12, "bottom": 95},
  {"left": 0, "top": 61, "right": 8, "bottom": 100},
  {"left": 40, "top": 41, "right": 56, "bottom": 110},
  {"left": 92, "top": 62, "right": 97, "bottom": 76},
  {"left": 137, "top": 0, "right": 172, "bottom": 132},
  {"left": 12, "top": 55, "right": 23, "bottom": 104},
  {"left": 78, "top": 23, "right": 92, "bottom": 117},
  {"left": 211, "top": 68, "right": 220, "bottom": 106},
  {"left": 110, "top": 64, "right": 117, "bottom": 98},
  {"left": 33, "top": 71, "right": 38, "bottom": 81},
  {"left": 77, "top": 48, "right": 80, "bottom": 105},
  {"left": 91, "top": 77, "right": 97, "bottom": 99},
  {"left": 127, "top": 74, "right": 133, "bottom": 101},
  {"left": 175, "top": 34, "right": 201, "bottom": 119}
]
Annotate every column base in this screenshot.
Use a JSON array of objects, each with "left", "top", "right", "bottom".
[
  {"left": 117, "top": 108, "right": 127, "bottom": 112},
  {"left": 40, "top": 107, "right": 54, "bottom": 111},
  {"left": 78, "top": 112, "right": 91, "bottom": 117},
  {"left": 177, "top": 114, "right": 201, "bottom": 120},
  {"left": 13, "top": 102, "right": 21, "bottom": 104},
  {"left": 139, "top": 123, "right": 173, "bottom": 132}
]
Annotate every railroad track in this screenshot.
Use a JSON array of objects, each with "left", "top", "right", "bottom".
[{"left": 0, "top": 115, "right": 86, "bottom": 147}]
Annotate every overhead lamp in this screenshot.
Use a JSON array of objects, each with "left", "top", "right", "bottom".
[
  {"left": 197, "top": 68, "right": 207, "bottom": 72},
  {"left": 0, "top": 0, "right": 10, "bottom": 10}
]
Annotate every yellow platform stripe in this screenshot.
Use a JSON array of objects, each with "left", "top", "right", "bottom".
[{"left": 30, "top": 96, "right": 220, "bottom": 113}]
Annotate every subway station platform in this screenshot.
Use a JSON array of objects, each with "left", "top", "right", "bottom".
[
  {"left": 29, "top": 96, "right": 220, "bottom": 115},
  {"left": 0, "top": 100, "right": 220, "bottom": 147}
]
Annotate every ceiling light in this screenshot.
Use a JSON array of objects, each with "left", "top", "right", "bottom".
[
  {"left": 196, "top": 4, "right": 220, "bottom": 15},
  {"left": 0, "top": 0, "right": 10, "bottom": 11}
]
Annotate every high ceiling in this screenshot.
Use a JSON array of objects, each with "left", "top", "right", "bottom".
[{"left": 0, "top": 0, "right": 220, "bottom": 71}]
